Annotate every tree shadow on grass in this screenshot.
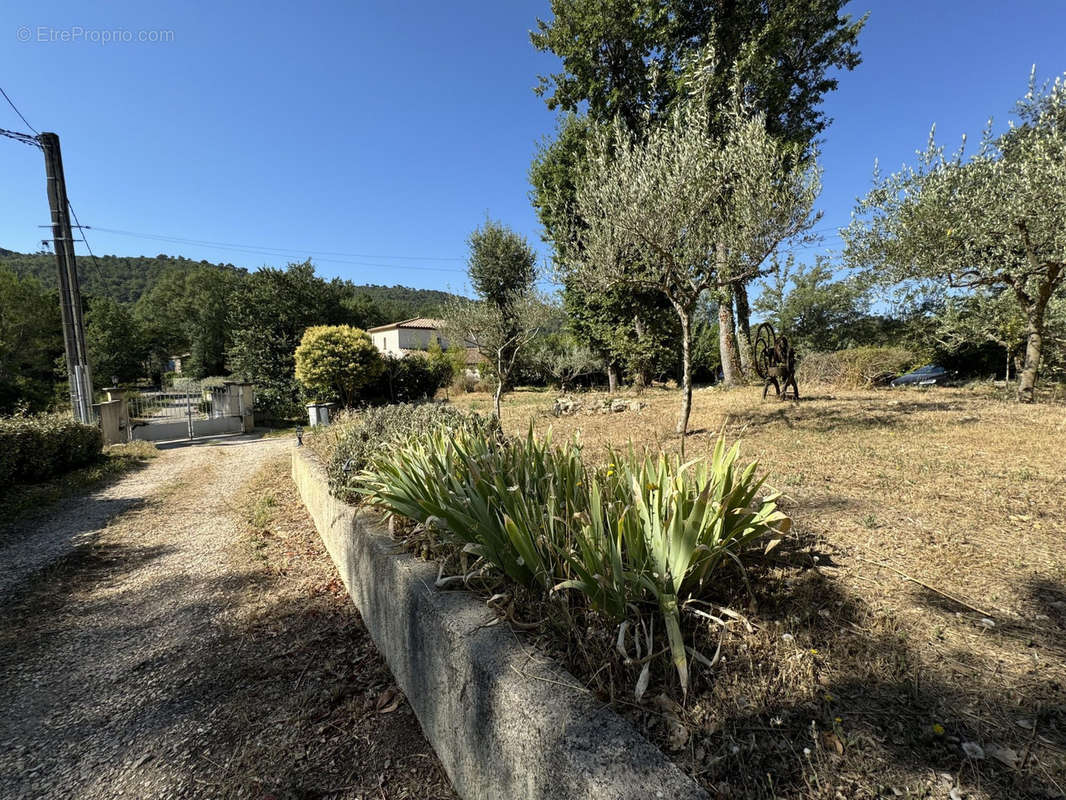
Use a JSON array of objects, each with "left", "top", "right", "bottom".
[{"left": 662, "top": 568, "right": 1066, "bottom": 799}]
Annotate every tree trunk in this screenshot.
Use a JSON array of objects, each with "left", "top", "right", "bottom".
[
  {"left": 493, "top": 350, "right": 504, "bottom": 419},
  {"left": 1017, "top": 316, "right": 1043, "bottom": 403},
  {"left": 717, "top": 292, "right": 743, "bottom": 386},
  {"left": 1005, "top": 346, "right": 1011, "bottom": 384},
  {"left": 633, "top": 316, "right": 651, "bottom": 388},
  {"left": 676, "top": 309, "right": 692, "bottom": 438},
  {"left": 734, "top": 281, "right": 753, "bottom": 374},
  {"left": 607, "top": 363, "right": 619, "bottom": 393},
  {"left": 493, "top": 379, "right": 503, "bottom": 419}
]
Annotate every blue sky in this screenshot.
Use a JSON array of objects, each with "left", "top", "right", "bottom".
[{"left": 1, "top": 1, "right": 1064, "bottom": 297}]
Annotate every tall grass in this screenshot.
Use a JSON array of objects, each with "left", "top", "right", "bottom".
[{"left": 361, "top": 424, "right": 789, "bottom": 694}]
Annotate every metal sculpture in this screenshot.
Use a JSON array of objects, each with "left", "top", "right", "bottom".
[{"left": 753, "top": 322, "right": 799, "bottom": 400}]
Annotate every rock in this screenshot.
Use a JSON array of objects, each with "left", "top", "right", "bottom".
[
  {"left": 611, "top": 399, "right": 627, "bottom": 413},
  {"left": 553, "top": 397, "right": 577, "bottom": 416}
]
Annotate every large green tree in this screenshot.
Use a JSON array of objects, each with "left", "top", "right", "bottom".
[
  {"left": 531, "top": 0, "right": 864, "bottom": 384},
  {"left": 753, "top": 256, "right": 869, "bottom": 353},
  {"left": 228, "top": 261, "right": 353, "bottom": 420},
  {"left": 135, "top": 265, "right": 241, "bottom": 380},
  {"left": 0, "top": 267, "right": 63, "bottom": 413},
  {"left": 86, "top": 297, "right": 144, "bottom": 387},
  {"left": 844, "top": 73, "right": 1066, "bottom": 402}
]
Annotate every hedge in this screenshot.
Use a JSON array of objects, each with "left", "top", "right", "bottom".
[
  {"left": 797, "top": 347, "right": 916, "bottom": 388},
  {"left": 306, "top": 403, "right": 498, "bottom": 504},
  {"left": 0, "top": 413, "right": 103, "bottom": 487}
]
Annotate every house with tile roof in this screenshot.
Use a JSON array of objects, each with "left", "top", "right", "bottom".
[
  {"left": 367, "top": 317, "right": 484, "bottom": 373},
  {"left": 366, "top": 317, "right": 447, "bottom": 358}
]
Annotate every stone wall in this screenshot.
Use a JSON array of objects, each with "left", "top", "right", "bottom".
[{"left": 291, "top": 446, "right": 706, "bottom": 800}]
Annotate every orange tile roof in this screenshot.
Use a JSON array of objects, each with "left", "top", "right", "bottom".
[{"left": 367, "top": 317, "right": 444, "bottom": 333}]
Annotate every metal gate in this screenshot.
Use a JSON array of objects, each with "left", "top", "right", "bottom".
[{"left": 127, "top": 380, "right": 245, "bottom": 441}]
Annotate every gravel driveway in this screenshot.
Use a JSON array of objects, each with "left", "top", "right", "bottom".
[{"left": 0, "top": 434, "right": 454, "bottom": 799}]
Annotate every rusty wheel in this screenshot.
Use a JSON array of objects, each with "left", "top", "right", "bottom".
[{"left": 753, "top": 322, "right": 776, "bottom": 380}]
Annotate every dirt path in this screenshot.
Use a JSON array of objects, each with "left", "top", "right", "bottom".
[{"left": 0, "top": 435, "right": 454, "bottom": 799}]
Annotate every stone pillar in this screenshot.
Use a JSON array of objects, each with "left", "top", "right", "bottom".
[
  {"left": 240, "top": 383, "right": 254, "bottom": 432},
  {"left": 224, "top": 381, "right": 255, "bottom": 432},
  {"left": 104, "top": 387, "right": 128, "bottom": 441},
  {"left": 306, "top": 402, "right": 336, "bottom": 427},
  {"left": 94, "top": 399, "right": 124, "bottom": 446}
]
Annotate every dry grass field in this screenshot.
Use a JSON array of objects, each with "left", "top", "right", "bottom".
[{"left": 452, "top": 385, "right": 1066, "bottom": 799}]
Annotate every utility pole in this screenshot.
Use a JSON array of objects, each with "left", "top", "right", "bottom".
[{"left": 39, "top": 132, "right": 94, "bottom": 423}]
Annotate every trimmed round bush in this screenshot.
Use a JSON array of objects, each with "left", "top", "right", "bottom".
[{"left": 294, "top": 325, "right": 384, "bottom": 407}]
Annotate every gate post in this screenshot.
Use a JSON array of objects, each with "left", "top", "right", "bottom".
[
  {"left": 94, "top": 399, "right": 124, "bottom": 445},
  {"left": 223, "top": 381, "right": 255, "bottom": 433},
  {"left": 186, "top": 382, "right": 194, "bottom": 439},
  {"left": 104, "top": 387, "right": 128, "bottom": 441}
]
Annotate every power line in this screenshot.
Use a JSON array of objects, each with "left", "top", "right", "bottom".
[
  {"left": 82, "top": 225, "right": 469, "bottom": 273},
  {"left": 66, "top": 200, "right": 108, "bottom": 285},
  {"left": 0, "top": 126, "right": 41, "bottom": 148},
  {"left": 0, "top": 85, "right": 38, "bottom": 135},
  {"left": 88, "top": 226, "right": 465, "bottom": 262}
]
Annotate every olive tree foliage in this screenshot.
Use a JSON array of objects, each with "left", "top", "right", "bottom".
[
  {"left": 293, "top": 325, "right": 383, "bottom": 407},
  {"left": 531, "top": 332, "right": 604, "bottom": 391},
  {"left": 844, "top": 73, "right": 1066, "bottom": 402},
  {"left": 446, "top": 295, "right": 547, "bottom": 420},
  {"left": 935, "top": 290, "right": 1027, "bottom": 383},
  {"left": 571, "top": 101, "right": 819, "bottom": 436},
  {"left": 530, "top": 0, "right": 864, "bottom": 385},
  {"left": 447, "top": 221, "right": 543, "bottom": 420},
  {"left": 531, "top": 116, "right": 681, "bottom": 391}
]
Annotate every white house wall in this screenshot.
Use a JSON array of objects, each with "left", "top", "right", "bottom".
[
  {"left": 398, "top": 328, "right": 447, "bottom": 351},
  {"left": 372, "top": 327, "right": 447, "bottom": 357},
  {"left": 372, "top": 329, "right": 403, "bottom": 357}
]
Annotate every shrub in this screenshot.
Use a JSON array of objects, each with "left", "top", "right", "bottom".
[
  {"left": 307, "top": 403, "right": 499, "bottom": 503},
  {"left": 368, "top": 354, "right": 452, "bottom": 404},
  {"left": 0, "top": 412, "right": 103, "bottom": 487},
  {"left": 451, "top": 372, "right": 478, "bottom": 393},
  {"left": 797, "top": 346, "right": 916, "bottom": 388},
  {"left": 294, "top": 325, "right": 383, "bottom": 406},
  {"left": 361, "top": 426, "right": 788, "bottom": 694}
]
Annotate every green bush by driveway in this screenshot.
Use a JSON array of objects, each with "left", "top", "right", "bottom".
[{"left": 0, "top": 413, "right": 102, "bottom": 487}]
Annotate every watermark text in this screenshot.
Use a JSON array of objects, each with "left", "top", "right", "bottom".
[{"left": 17, "top": 26, "right": 175, "bottom": 44}]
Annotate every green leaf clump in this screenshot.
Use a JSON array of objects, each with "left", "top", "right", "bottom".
[{"left": 361, "top": 421, "right": 788, "bottom": 695}]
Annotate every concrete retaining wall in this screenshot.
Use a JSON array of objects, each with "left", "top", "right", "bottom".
[{"left": 291, "top": 446, "right": 707, "bottom": 800}]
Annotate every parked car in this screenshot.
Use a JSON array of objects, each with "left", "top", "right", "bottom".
[{"left": 890, "top": 364, "right": 951, "bottom": 387}]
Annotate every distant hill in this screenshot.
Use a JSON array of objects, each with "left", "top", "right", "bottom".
[
  {"left": 0, "top": 248, "right": 462, "bottom": 319},
  {"left": 350, "top": 284, "right": 458, "bottom": 321},
  {"left": 0, "top": 249, "right": 241, "bottom": 304}
]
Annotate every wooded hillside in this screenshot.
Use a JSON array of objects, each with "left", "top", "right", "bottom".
[{"left": 0, "top": 248, "right": 459, "bottom": 317}]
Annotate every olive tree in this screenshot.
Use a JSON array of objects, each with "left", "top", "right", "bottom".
[
  {"left": 571, "top": 103, "right": 819, "bottom": 436},
  {"left": 448, "top": 221, "right": 543, "bottom": 420},
  {"left": 844, "top": 73, "right": 1066, "bottom": 402}
]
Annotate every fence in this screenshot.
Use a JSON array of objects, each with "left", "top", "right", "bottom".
[{"left": 109, "top": 381, "right": 254, "bottom": 442}]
